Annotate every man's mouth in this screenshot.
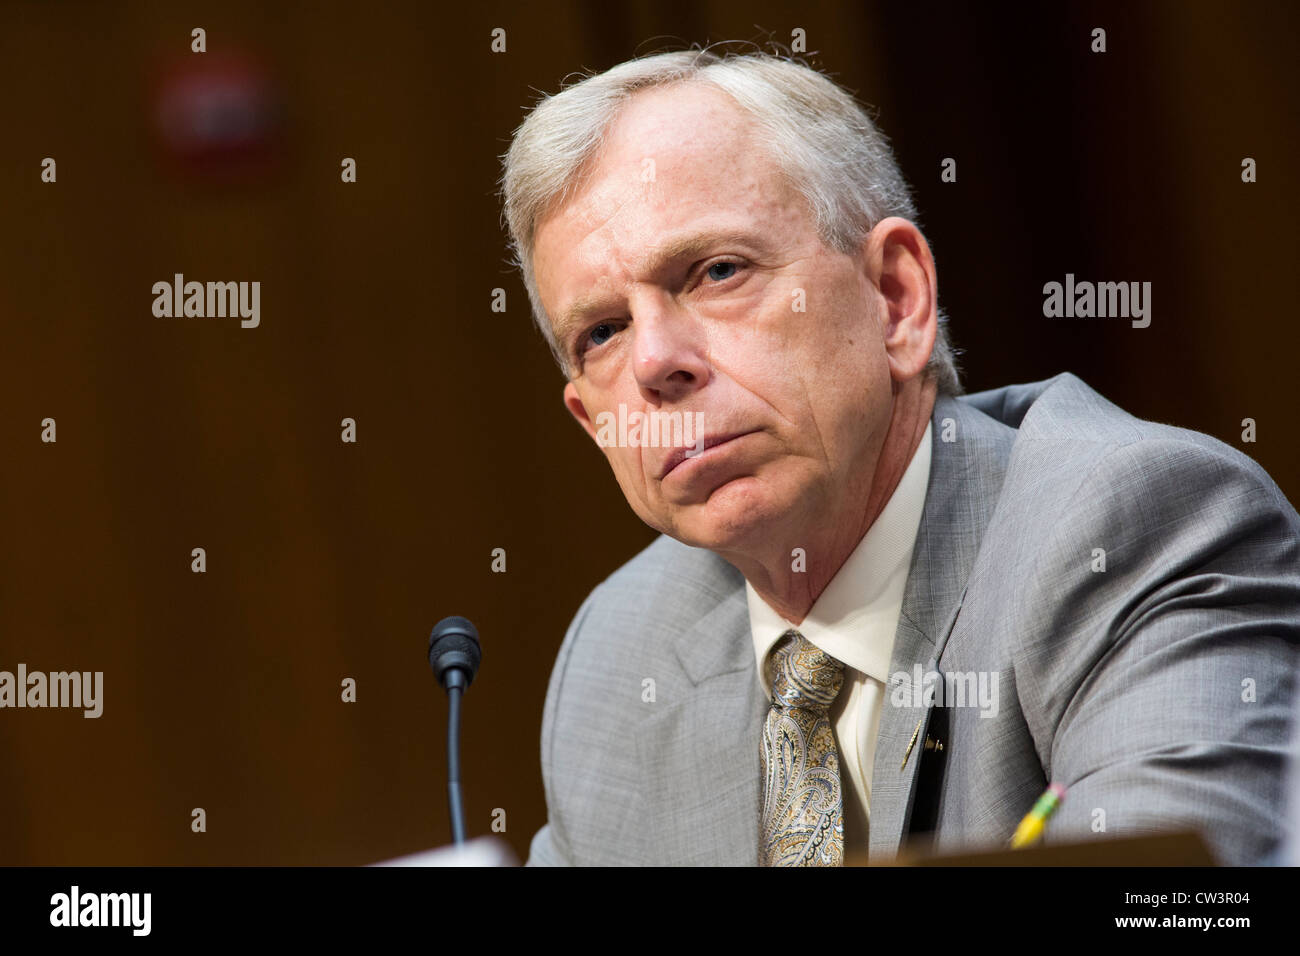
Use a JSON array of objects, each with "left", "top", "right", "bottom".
[{"left": 658, "top": 431, "right": 758, "bottom": 479}]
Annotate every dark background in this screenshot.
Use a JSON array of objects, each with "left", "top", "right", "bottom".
[{"left": 0, "top": 0, "right": 1295, "bottom": 864}]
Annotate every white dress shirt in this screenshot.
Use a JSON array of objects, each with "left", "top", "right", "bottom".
[{"left": 746, "top": 421, "right": 932, "bottom": 852}]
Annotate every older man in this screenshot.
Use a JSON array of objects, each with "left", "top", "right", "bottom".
[{"left": 500, "top": 49, "right": 1300, "bottom": 866}]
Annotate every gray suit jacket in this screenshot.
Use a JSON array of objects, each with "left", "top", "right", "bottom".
[{"left": 526, "top": 372, "right": 1300, "bottom": 866}]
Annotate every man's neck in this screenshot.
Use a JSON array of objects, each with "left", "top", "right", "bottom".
[{"left": 728, "top": 375, "right": 937, "bottom": 625}]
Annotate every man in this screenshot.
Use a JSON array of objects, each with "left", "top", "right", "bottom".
[{"left": 499, "top": 49, "right": 1300, "bottom": 866}]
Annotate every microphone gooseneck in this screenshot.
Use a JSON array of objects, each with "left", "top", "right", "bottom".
[{"left": 428, "top": 616, "right": 481, "bottom": 846}]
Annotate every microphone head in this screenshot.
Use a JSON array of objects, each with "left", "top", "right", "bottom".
[{"left": 428, "top": 616, "right": 482, "bottom": 690}]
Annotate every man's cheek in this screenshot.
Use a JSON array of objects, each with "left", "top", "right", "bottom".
[{"left": 607, "top": 449, "right": 644, "bottom": 496}]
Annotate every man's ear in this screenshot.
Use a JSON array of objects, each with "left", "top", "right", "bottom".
[
  {"left": 563, "top": 382, "right": 599, "bottom": 443},
  {"left": 865, "top": 217, "right": 938, "bottom": 382}
]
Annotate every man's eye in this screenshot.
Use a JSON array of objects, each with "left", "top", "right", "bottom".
[
  {"left": 586, "top": 322, "right": 618, "bottom": 349},
  {"left": 706, "top": 261, "right": 738, "bottom": 282}
]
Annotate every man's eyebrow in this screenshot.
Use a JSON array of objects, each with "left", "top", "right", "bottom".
[
  {"left": 641, "top": 229, "right": 766, "bottom": 275},
  {"left": 553, "top": 229, "right": 767, "bottom": 349}
]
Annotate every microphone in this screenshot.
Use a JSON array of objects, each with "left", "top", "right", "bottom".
[{"left": 428, "top": 616, "right": 482, "bottom": 846}]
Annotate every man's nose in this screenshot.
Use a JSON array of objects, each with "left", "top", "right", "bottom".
[{"left": 630, "top": 296, "right": 710, "bottom": 402}]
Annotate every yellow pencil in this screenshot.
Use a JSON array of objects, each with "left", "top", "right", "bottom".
[{"left": 1009, "top": 783, "right": 1066, "bottom": 848}]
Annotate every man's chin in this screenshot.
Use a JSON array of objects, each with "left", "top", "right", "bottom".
[{"left": 657, "top": 479, "right": 786, "bottom": 552}]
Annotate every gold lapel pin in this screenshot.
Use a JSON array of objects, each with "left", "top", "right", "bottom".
[
  {"left": 900, "top": 717, "right": 924, "bottom": 771},
  {"left": 902, "top": 720, "right": 945, "bottom": 770}
]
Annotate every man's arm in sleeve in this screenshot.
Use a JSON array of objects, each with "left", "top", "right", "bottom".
[
  {"left": 524, "top": 590, "right": 598, "bottom": 866},
  {"left": 1018, "top": 436, "right": 1300, "bottom": 865}
]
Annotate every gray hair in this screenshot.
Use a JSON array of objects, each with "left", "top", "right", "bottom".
[{"left": 499, "top": 46, "right": 963, "bottom": 396}]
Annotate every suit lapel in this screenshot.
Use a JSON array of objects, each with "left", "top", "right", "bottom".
[
  {"left": 867, "top": 395, "right": 1015, "bottom": 860},
  {"left": 636, "top": 574, "right": 769, "bottom": 865}
]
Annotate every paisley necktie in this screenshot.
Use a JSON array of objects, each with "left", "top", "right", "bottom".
[{"left": 759, "top": 629, "right": 847, "bottom": 866}]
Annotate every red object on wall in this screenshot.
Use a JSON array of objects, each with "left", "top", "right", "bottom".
[{"left": 150, "top": 51, "right": 285, "bottom": 183}]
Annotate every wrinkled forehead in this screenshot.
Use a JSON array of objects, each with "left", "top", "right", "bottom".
[
  {"left": 600, "top": 80, "right": 761, "bottom": 167},
  {"left": 534, "top": 83, "right": 805, "bottom": 274},
  {"left": 541, "top": 83, "right": 788, "bottom": 230}
]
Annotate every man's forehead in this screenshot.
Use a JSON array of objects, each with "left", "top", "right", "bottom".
[
  {"left": 539, "top": 85, "right": 783, "bottom": 252},
  {"left": 572, "top": 84, "right": 763, "bottom": 205},
  {"left": 610, "top": 82, "right": 752, "bottom": 146}
]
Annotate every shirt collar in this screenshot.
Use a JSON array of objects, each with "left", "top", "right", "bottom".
[{"left": 746, "top": 421, "right": 933, "bottom": 699}]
